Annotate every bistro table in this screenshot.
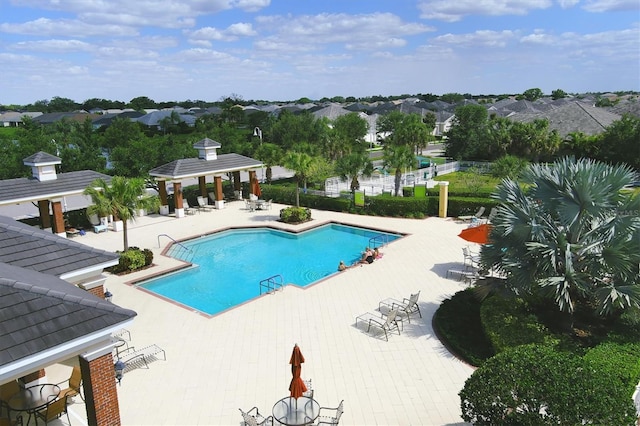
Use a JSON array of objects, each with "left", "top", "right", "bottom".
[
  {"left": 7, "top": 383, "right": 60, "bottom": 425},
  {"left": 272, "top": 396, "right": 320, "bottom": 426}
]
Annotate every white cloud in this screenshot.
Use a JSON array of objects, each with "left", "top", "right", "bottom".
[
  {"left": 417, "top": 0, "right": 553, "bottom": 22},
  {"left": 0, "top": 18, "right": 138, "bottom": 37},
  {"left": 186, "top": 22, "right": 256, "bottom": 43},
  {"left": 582, "top": 0, "right": 640, "bottom": 12},
  {"left": 431, "top": 30, "right": 519, "bottom": 48},
  {"left": 11, "top": 39, "right": 92, "bottom": 52}
]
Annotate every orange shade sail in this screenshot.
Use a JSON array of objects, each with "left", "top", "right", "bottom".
[
  {"left": 458, "top": 223, "right": 491, "bottom": 244},
  {"left": 288, "top": 344, "right": 307, "bottom": 399}
]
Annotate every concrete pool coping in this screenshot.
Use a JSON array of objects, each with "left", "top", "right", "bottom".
[{"left": 63, "top": 200, "right": 476, "bottom": 425}]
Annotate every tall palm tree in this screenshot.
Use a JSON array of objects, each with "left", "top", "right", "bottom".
[
  {"left": 383, "top": 144, "right": 415, "bottom": 196},
  {"left": 283, "top": 151, "right": 314, "bottom": 207},
  {"left": 254, "top": 142, "right": 283, "bottom": 184},
  {"left": 480, "top": 157, "right": 640, "bottom": 325},
  {"left": 85, "top": 176, "right": 160, "bottom": 251}
]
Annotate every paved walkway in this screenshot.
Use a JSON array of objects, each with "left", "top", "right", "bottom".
[{"left": 52, "top": 200, "right": 475, "bottom": 425}]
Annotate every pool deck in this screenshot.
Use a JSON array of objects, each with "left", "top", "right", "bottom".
[{"left": 57, "top": 200, "right": 477, "bottom": 425}]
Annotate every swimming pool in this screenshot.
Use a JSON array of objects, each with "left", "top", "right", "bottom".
[{"left": 138, "top": 223, "right": 401, "bottom": 316}]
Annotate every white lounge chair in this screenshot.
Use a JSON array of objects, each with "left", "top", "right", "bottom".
[
  {"left": 183, "top": 200, "right": 198, "bottom": 215},
  {"left": 379, "top": 291, "right": 422, "bottom": 324},
  {"left": 457, "top": 206, "right": 485, "bottom": 222},
  {"left": 355, "top": 309, "right": 401, "bottom": 341},
  {"left": 197, "top": 196, "right": 214, "bottom": 212}
]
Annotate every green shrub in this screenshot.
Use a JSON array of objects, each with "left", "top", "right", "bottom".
[
  {"left": 279, "top": 207, "right": 311, "bottom": 224},
  {"left": 433, "top": 288, "right": 494, "bottom": 366},
  {"left": 107, "top": 247, "right": 149, "bottom": 274},
  {"left": 583, "top": 342, "right": 640, "bottom": 395},
  {"left": 447, "top": 197, "right": 498, "bottom": 218},
  {"left": 480, "top": 295, "right": 557, "bottom": 353},
  {"left": 459, "top": 344, "right": 638, "bottom": 425}
]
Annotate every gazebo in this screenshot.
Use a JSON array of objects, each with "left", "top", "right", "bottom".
[
  {"left": 149, "top": 138, "right": 263, "bottom": 217},
  {"left": 0, "top": 152, "right": 111, "bottom": 237}
]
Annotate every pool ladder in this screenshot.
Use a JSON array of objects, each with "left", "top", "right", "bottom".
[
  {"left": 157, "top": 234, "right": 192, "bottom": 260},
  {"left": 260, "top": 274, "right": 284, "bottom": 295}
]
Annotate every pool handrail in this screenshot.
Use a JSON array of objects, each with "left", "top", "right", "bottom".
[
  {"left": 369, "top": 234, "right": 389, "bottom": 249},
  {"left": 157, "top": 234, "right": 192, "bottom": 253},
  {"left": 260, "top": 274, "right": 284, "bottom": 295}
]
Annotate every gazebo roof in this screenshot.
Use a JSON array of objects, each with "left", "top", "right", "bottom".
[
  {"left": 149, "top": 153, "right": 262, "bottom": 180},
  {"left": 0, "top": 170, "right": 112, "bottom": 205}
]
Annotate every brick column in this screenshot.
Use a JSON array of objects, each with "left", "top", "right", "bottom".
[
  {"left": 158, "top": 180, "right": 169, "bottom": 215},
  {"left": 233, "top": 171, "right": 242, "bottom": 198},
  {"left": 38, "top": 200, "right": 51, "bottom": 229},
  {"left": 80, "top": 351, "right": 121, "bottom": 426},
  {"left": 199, "top": 176, "right": 207, "bottom": 198},
  {"left": 174, "top": 182, "right": 184, "bottom": 218},
  {"left": 214, "top": 176, "right": 224, "bottom": 209},
  {"left": 51, "top": 201, "right": 65, "bottom": 236}
]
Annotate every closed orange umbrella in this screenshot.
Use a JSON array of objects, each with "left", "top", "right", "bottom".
[
  {"left": 289, "top": 344, "right": 307, "bottom": 399},
  {"left": 458, "top": 223, "right": 491, "bottom": 244}
]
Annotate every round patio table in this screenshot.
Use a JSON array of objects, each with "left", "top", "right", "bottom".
[
  {"left": 7, "top": 383, "right": 60, "bottom": 425},
  {"left": 272, "top": 396, "right": 319, "bottom": 426}
]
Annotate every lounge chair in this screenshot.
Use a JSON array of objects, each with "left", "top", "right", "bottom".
[
  {"left": 484, "top": 206, "right": 498, "bottom": 224},
  {"left": 197, "top": 196, "right": 214, "bottom": 212},
  {"left": 355, "top": 309, "right": 401, "bottom": 341},
  {"left": 462, "top": 247, "right": 480, "bottom": 269},
  {"left": 457, "top": 206, "right": 485, "bottom": 222},
  {"left": 317, "top": 400, "right": 344, "bottom": 425},
  {"left": 239, "top": 407, "right": 273, "bottom": 426},
  {"left": 379, "top": 291, "right": 422, "bottom": 324},
  {"left": 183, "top": 200, "right": 198, "bottom": 215},
  {"left": 57, "top": 365, "right": 83, "bottom": 402}
]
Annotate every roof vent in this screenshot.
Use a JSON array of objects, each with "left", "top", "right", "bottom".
[
  {"left": 23, "top": 151, "right": 61, "bottom": 181},
  {"left": 193, "top": 137, "right": 221, "bottom": 161}
]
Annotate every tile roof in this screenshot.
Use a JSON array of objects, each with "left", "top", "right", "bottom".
[
  {"left": 149, "top": 153, "right": 262, "bottom": 179},
  {"left": 0, "top": 262, "right": 136, "bottom": 366},
  {"left": 0, "top": 170, "right": 112, "bottom": 204},
  {"left": 23, "top": 151, "right": 61, "bottom": 164},
  {"left": 0, "top": 216, "right": 118, "bottom": 277}
]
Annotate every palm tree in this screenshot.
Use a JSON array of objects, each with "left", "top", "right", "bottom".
[
  {"left": 283, "top": 151, "right": 314, "bottom": 207},
  {"left": 334, "top": 151, "right": 373, "bottom": 194},
  {"left": 255, "top": 143, "right": 283, "bottom": 184},
  {"left": 480, "top": 157, "right": 640, "bottom": 326},
  {"left": 85, "top": 176, "right": 160, "bottom": 251},
  {"left": 383, "top": 144, "right": 415, "bottom": 196}
]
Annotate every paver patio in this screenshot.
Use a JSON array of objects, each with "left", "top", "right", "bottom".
[{"left": 51, "top": 200, "right": 476, "bottom": 425}]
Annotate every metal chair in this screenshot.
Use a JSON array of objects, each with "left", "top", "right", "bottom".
[
  {"left": 35, "top": 397, "right": 70, "bottom": 425},
  {"left": 355, "top": 309, "right": 401, "bottom": 341},
  {"left": 302, "top": 379, "right": 314, "bottom": 398},
  {"left": 457, "top": 206, "right": 485, "bottom": 222},
  {"left": 462, "top": 247, "right": 480, "bottom": 269},
  {"left": 317, "top": 400, "right": 344, "bottom": 425},
  {"left": 239, "top": 407, "right": 273, "bottom": 426},
  {"left": 379, "top": 291, "right": 422, "bottom": 324},
  {"left": 57, "top": 365, "right": 83, "bottom": 402}
]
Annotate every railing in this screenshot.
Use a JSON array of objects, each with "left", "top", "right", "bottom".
[
  {"left": 157, "top": 234, "right": 192, "bottom": 256},
  {"left": 260, "top": 274, "right": 284, "bottom": 295},
  {"left": 369, "top": 234, "right": 390, "bottom": 249}
]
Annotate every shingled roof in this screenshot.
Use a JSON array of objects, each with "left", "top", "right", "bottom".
[
  {"left": 0, "top": 262, "right": 136, "bottom": 366},
  {"left": 510, "top": 101, "right": 622, "bottom": 137},
  {"left": 0, "top": 170, "right": 112, "bottom": 205},
  {"left": 149, "top": 153, "right": 262, "bottom": 179},
  {"left": 0, "top": 216, "right": 118, "bottom": 278}
]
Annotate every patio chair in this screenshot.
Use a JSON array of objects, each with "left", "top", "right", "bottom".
[
  {"left": 239, "top": 407, "right": 273, "bottom": 426},
  {"left": 457, "top": 206, "right": 485, "bottom": 222},
  {"left": 0, "top": 403, "right": 23, "bottom": 426},
  {"left": 355, "top": 309, "right": 401, "bottom": 341},
  {"left": 183, "top": 200, "right": 198, "bottom": 215},
  {"left": 462, "top": 247, "right": 480, "bottom": 269},
  {"left": 35, "top": 397, "right": 71, "bottom": 425},
  {"left": 379, "top": 291, "right": 422, "bottom": 324},
  {"left": 245, "top": 199, "right": 256, "bottom": 212},
  {"left": 263, "top": 199, "right": 272, "bottom": 210},
  {"left": 197, "top": 196, "right": 214, "bottom": 212},
  {"left": 0, "top": 380, "right": 20, "bottom": 402},
  {"left": 484, "top": 206, "right": 498, "bottom": 224},
  {"left": 317, "top": 400, "right": 344, "bottom": 425},
  {"left": 302, "top": 379, "right": 313, "bottom": 398},
  {"left": 208, "top": 192, "right": 217, "bottom": 204},
  {"left": 57, "top": 365, "right": 83, "bottom": 402}
]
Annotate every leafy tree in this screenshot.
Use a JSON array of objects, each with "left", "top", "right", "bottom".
[
  {"left": 48, "top": 96, "right": 79, "bottom": 112},
  {"left": 460, "top": 344, "right": 638, "bottom": 425},
  {"left": 378, "top": 111, "right": 431, "bottom": 155},
  {"left": 522, "top": 88, "right": 544, "bottom": 102},
  {"left": 444, "top": 104, "right": 489, "bottom": 160},
  {"left": 480, "top": 158, "right": 640, "bottom": 327},
  {"left": 101, "top": 117, "right": 145, "bottom": 151},
  {"left": 595, "top": 115, "right": 640, "bottom": 170},
  {"left": 490, "top": 155, "right": 528, "bottom": 179},
  {"left": 270, "top": 110, "right": 324, "bottom": 153},
  {"left": 551, "top": 89, "right": 567, "bottom": 100},
  {"left": 128, "top": 96, "right": 156, "bottom": 111},
  {"left": 325, "top": 113, "right": 368, "bottom": 161},
  {"left": 254, "top": 143, "right": 283, "bottom": 184},
  {"left": 282, "top": 151, "right": 314, "bottom": 207},
  {"left": 84, "top": 177, "right": 159, "bottom": 251},
  {"left": 383, "top": 144, "right": 415, "bottom": 196},
  {"left": 335, "top": 151, "right": 373, "bottom": 194}
]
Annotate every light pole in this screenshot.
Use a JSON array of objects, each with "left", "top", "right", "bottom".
[{"left": 253, "top": 127, "right": 265, "bottom": 183}]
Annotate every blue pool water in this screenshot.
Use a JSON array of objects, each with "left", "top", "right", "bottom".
[{"left": 138, "top": 223, "right": 401, "bottom": 315}]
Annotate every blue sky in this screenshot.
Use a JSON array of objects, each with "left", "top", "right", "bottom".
[{"left": 0, "top": 0, "right": 638, "bottom": 105}]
